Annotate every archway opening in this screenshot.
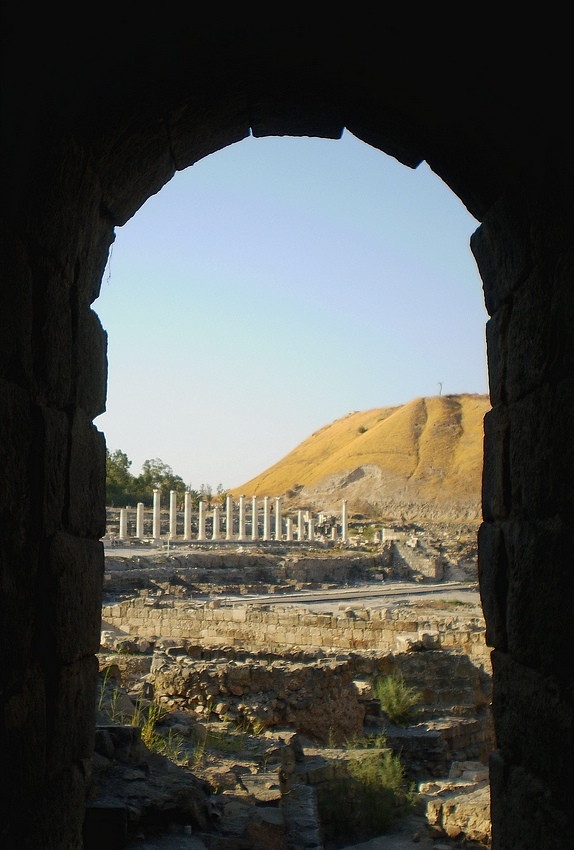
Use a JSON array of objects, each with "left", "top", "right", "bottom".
[
  {"left": 92, "top": 132, "right": 493, "bottom": 846},
  {"left": 95, "top": 130, "right": 487, "bottom": 503}
]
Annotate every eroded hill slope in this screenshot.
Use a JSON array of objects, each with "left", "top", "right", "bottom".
[{"left": 231, "top": 394, "right": 490, "bottom": 522}]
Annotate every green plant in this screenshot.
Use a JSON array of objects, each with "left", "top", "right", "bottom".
[
  {"left": 345, "top": 732, "right": 388, "bottom": 750},
  {"left": 316, "top": 749, "right": 414, "bottom": 843},
  {"left": 234, "top": 712, "right": 267, "bottom": 736},
  {"left": 109, "top": 688, "right": 122, "bottom": 722},
  {"left": 137, "top": 702, "right": 163, "bottom": 747},
  {"left": 156, "top": 728, "right": 187, "bottom": 763},
  {"left": 249, "top": 718, "right": 267, "bottom": 736},
  {"left": 97, "top": 667, "right": 114, "bottom": 712},
  {"left": 132, "top": 701, "right": 188, "bottom": 764},
  {"left": 189, "top": 724, "right": 248, "bottom": 765},
  {"left": 372, "top": 673, "right": 422, "bottom": 727}
]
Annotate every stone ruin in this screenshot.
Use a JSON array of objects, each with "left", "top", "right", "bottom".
[{"left": 86, "top": 550, "right": 495, "bottom": 848}]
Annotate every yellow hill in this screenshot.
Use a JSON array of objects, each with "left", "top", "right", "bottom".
[{"left": 231, "top": 394, "right": 490, "bottom": 523}]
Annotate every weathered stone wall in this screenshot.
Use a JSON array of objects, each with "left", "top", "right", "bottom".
[
  {"left": 472, "top": 167, "right": 574, "bottom": 849},
  {"left": 103, "top": 551, "right": 387, "bottom": 592},
  {"left": 100, "top": 645, "right": 493, "bottom": 756},
  {"left": 101, "top": 598, "right": 491, "bottom": 671}
]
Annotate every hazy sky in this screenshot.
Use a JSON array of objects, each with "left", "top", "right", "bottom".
[{"left": 94, "top": 131, "right": 489, "bottom": 492}]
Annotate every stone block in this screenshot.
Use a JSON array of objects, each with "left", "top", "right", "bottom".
[
  {"left": 504, "top": 518, "right": 572, "bottom": 670},
  {"left": 40, "top": 408, "right": 70, "bottom": 537},
  {"left": 477, "top": 521, "right": 508, "bottom": 651},
  {"left": 420, "top": 630, "right": 440, "bottom": 648},
  {"left": 67, "top": 410, "right": 106, "bottom": 538},
  {"left": 509, "top": 380, "right": 574, "bottom": 520},
  {"left": 48, "top": 655, "right": 99, "bottom": 774},
  {"left": 470, "top": 192, "right": 531, "bottom": 317},
  {"left": 0, "top": 225, "right": 34, "bottom": 385},
  {"left": 83, "top": 803, "right": 128, "bottom": 850},
  {"left": 48, "top": 532, "right": 104, "bottom": 662},
  {"left": 491, "top": 650, "right": 571, "bottom": 792},
  {"left": 481, "top": 406, "right": 511, "bottom": 522},
  {"left": 75, "top": 307, "right": 107, "bottom": 418}
]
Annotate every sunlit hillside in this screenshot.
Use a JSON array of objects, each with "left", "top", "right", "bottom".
[{"left": 231, "top": 394, "right": 490, "bottom": 523}]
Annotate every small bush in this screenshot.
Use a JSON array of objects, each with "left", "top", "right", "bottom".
[
  {"left": 344, "top": 732, "right": 388, "bottom": 749},
  {"left": 372, "top": 673, "right": 422, "bottom": 726},
  {"left": 317, "top": 749, "right": 414, "bottom": 843}
]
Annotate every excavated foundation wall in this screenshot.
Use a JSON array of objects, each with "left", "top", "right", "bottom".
[{"left": 102, "top": 597, "right": 491, "bottom": 671}]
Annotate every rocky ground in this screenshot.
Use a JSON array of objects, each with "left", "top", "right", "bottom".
[
  {"left": 85, "top": 542, "right": 492, "bottom": 850},
  {"left": 87, "top": 692, "right": 491, "bottom": 850}
]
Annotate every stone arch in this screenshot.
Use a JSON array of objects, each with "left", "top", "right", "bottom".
[{"left": 1, "top": 14, "right": 572, "bottom": 850}]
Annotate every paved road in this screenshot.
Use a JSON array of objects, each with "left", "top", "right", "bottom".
[{"left": 217, "top": 581, "right": 482, "bottom": 613}]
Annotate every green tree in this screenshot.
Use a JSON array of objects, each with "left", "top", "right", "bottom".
[
  {"left": 106, "top": 449, "right": 139, "bottom": 506},
  {"left": 188, "top": 489, "right": 201, "bottom": 510},
  {"left": 136, "top": 458, "right": 187, "bottom": 505}
]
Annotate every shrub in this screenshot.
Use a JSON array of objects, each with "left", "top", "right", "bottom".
[
  {"left": 372, "top": 673, "right": 422, "bottom": 726},
  {"left": 317, "top": 749, "right": 414, "bottom": 843}
]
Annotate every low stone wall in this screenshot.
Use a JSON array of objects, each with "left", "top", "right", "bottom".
[
  {"left": 99, "top": 645, "right": 492, "bottom": 754},
  {"left": 103, "top": 552, "right": 387, "bottom": 591},
  {"left": 101, "top": 596, "right": 491, "bottom": 673}
]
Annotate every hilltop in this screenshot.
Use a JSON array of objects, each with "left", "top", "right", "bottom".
[{"left": 231, "top": 394, "right": 490, "bottom": 524}]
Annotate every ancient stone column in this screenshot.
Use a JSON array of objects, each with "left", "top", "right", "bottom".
[
  {"left": 286, "top": 517, "right": 293, "bottom": 541},
  {"left": 169, "top": 490, "right": 177, "bottom": 538},
  {"left": 263, "top": 497, "right": 271, "bottom": 541},
  {"left": 152, "top": 489, "right": 161, "bottom": 540},
  {"left": 183, "top": 491, "right": 192, "bottom": 541},
  {"left": 238, "top": 495, "right": 246, "bottom": 541},
  {"left": 119, "top": 508, "right": 128, "bottom": 541},
  {"left": 298, "top": 510, "right": 305, "bottom": 541},
  {"left": 275, "top": 497, "right": 282, "bottom": 541},
  {"left": 212, "top": 505, "right": 221, "bottom": 541},
  {"left": 251, "top": 496, "right": 258, "bottom": 540},
  {"left": 341, "top": 499, "right": 348, "bottom": 543},
  {"left": 307, "top": 512, "right": 314, "bottom": 541},
  {"left": 136, "top": 502, "right": 144, "bottom": 540},
  {"left": 226, "top": 494, "right": 234, "bottom": 540},
  {"left": 197, "top": 500, "right": 206, "bottom": 541}
]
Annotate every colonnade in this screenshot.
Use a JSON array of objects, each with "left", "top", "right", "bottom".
[{"left": 112, "top": 494, "right": 349, "bottom": 544}]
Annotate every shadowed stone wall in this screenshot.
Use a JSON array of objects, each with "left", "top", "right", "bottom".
[{"left": 1, "top": 11, "right": 571, "bottom": 849}]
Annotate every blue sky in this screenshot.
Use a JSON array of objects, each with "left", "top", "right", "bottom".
[{"left": 94, "top": 130, "right": 488, "bottom": 491}]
